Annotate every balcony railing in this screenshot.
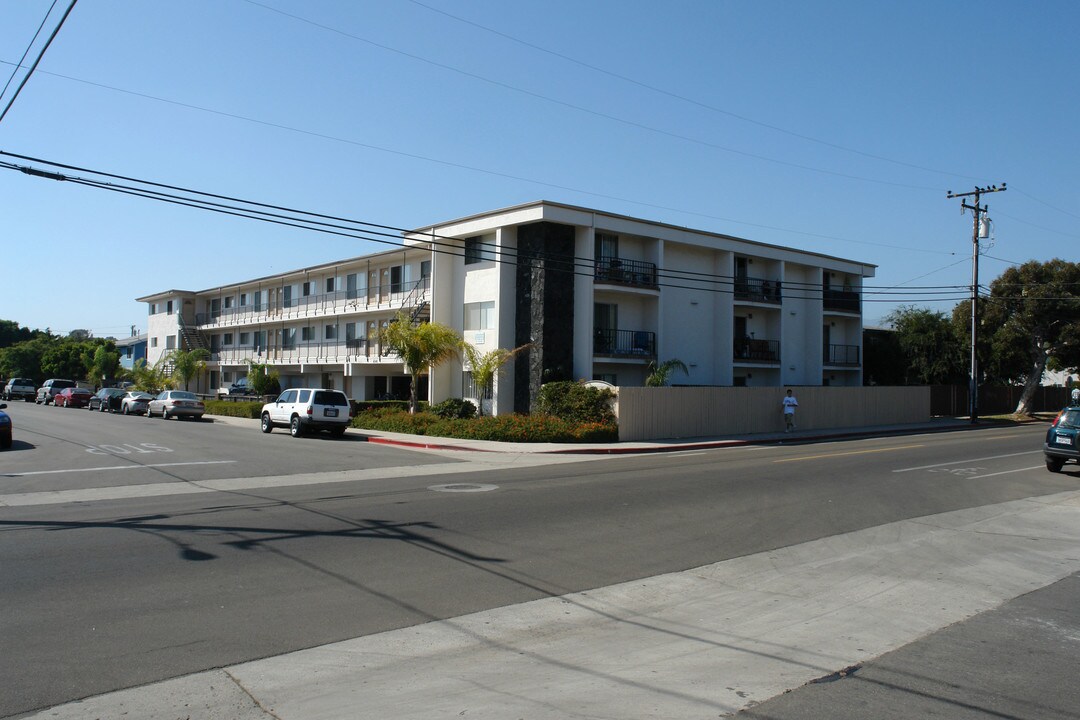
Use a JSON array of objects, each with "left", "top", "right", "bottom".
[
  {"left": 823, "top": 288, "right": 860, "bottom": 313},
  {"left": 195, "top": 277, "right": 430, "bottom": 326},
  {"left": 734, "top": 277, "right": 782, "bottom": 304},
  {"left": 593, "top": 328, "right": 656, "bottom": 357},
  {"left": 824, "top": 344, "right": 860, "bottom": 366},
  {"left": 209, "top": 339, "right": 393, "bottom": 366},
  {"left": 594, "top": 257, "right": 658, "bottom": 288},
  {"left": 734, "top": 338, "right": 780, "bottom": 362}
]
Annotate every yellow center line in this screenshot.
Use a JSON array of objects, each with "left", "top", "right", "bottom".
[{"left": 773, "top": 444, "right": 925, "bottom": 463}]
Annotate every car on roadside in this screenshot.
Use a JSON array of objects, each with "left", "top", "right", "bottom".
[
  {"left": 55, "top": 387, "right": 94, "bottom": 408},
  {"left": 89, "top": 387, "right": 127, "bottom": 413},
  {"left": 0, "top": 402, "right": 11, "bottom": 449},
  {"left": 36, "top": 378, "right": 76, "bottom": 405},
  {"left": 260, "top": 388, "right": 351, "bottom": 438},
  {"left": 218, "top": 377, "right": 259, "bottom": 399},
  {"left": 119, "top": 390, "right": 154, "bottom": 415},
  {"left": 3, "top": 378, "right": 36, "bottom": 402},
  {"left": 1044, "top": 405, "right": 1080, "bottom": 473},
  {"left": 147, "top": 390, "right": 205, "bottom": 420}
]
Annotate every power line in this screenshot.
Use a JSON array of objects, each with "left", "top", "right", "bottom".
[
  {"left": 0, "top": 0, "right": 76, "bottom": 127},
  {"left": 2, "top": 150, "right": 980, "bottom": 306},
  {"left": 0, "top": 0, "right": 58, "bottom": 106}
]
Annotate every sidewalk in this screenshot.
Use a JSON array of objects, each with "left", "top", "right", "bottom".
[{"left": 343, "top": 417, "right": 979, "bottom": 455}]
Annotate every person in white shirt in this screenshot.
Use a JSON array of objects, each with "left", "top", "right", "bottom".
[{"left": 782, "top": 389, "right": 798, "bottom": 432}]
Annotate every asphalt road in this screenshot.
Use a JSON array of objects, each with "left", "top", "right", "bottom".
[{"left": 1, "top": 405, "right": 1077, "bottom": 718}]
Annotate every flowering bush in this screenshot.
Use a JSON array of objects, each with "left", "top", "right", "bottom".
[{"left": 351, "top": 409, "right": 618, "bottom": 443}]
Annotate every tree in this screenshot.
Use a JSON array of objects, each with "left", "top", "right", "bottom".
[
  {"left": 645, "top": 358, "right": 689, "bottom": 387},
  {"left": 40, "top": 340, "right": 91, "bottom": 381},
  {"left": 131, "top": 358, "right": 168, "bottom": 394},
  {"left": 460, "top": 343, "right": 530, "bottom": 416},
  {"left": 978, "top": 259, "right": 1080, "bottom": 414},
  {"left": 884, "top": 306, "right": 966, "bottom": 385},
  {"left": 167, "top": 348, "right": 211, "bottom": 391},
  {"left": 85, "top": 343, "right": 121, "bottom": 387},
  {"left": 246, "top": 360, "right": 280, "bottom": 397},
  {"left": 378, "top": 312, "right": 461, "bottom": 414},
  {"left": 0, "top": 336, "right": 52, "bottom": 381}
]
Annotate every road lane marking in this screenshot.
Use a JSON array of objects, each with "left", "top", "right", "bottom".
[
  {"left": 772, "top": 444, "right": 924, "bottom": 463},
  {"left": 970, "top": 465, "right": 1045, "bottom": 480},
  {"left": 4, "top": 460, "right": 236, "bottom": 477},
  {"left": 893, "top": 451, "right": 1040, "bottom": 473}
]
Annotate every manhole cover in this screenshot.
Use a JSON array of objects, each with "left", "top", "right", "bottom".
[{"left": 428, "top": 483, "right": 499, "bottom": 493}]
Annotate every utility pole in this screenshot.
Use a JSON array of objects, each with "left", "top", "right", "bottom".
[{"left": 947, "top": 183, "right": 1006, "bottom": 424}]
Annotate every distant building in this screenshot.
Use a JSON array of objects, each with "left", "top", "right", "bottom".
[
  {"left": 115, "top": 332, "right": 147, "bottom": 371},
  {"left": 136, "top": 201, "right": 876, "bottom": 412}
]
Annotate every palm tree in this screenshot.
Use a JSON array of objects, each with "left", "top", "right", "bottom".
[
  {"left": 131, "top": 358, "right": 168, "bottom": 395},
  {"left": 379, "top": 312, "right": 461, "bottom": 413},
  {"left": 167, "top": 348, "right": 211, "bottom": 391},
  {"left": 461, "top": 343, "right": 530, "bottom": 416},
  {"left": 645, "top": 358, "right": 689, "bottom": 387}
]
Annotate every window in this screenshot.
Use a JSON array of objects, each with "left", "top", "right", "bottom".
[
  {"left": 165, "top": 335, "right": 176, "bottom": 350},
  {"left": 240, "top": 293, "right": 248, "bottom": 307},
  {"left": 346, "top": 273, "right": 358, "bottom": 299},
  {"left": 223, "top": 333, "right": 233, "bottom": 346},
  {"left": 464, "top": 236, "right": 494, "bottom": 265},
  {"left": 390, "top": 265, "right": 403, "bottom": 293},
  {"left": 325, "top": 325, "right": 337, "bottom": 340},
  {"left": 223, "top": 371, "right": 233, "bottom": 383},
  {"left": 150, "top": 337, "right": 158, "bottom": 348},
  {"left": 166, "top": 300, "right": 174, "bottom": 315},
  {"left": 254, "top": 290, "right": 262, "bottom": 311},
  {"left": 301, "top": 326, "right": 315, "bottom": 342},
  {"left": 326, "top": 277, "right": 336, "bottom": 293},
  {"left": 254, "top": 330, "right": 267, "bottom": 351},
  {"left": 239, "top": 332, "right": 250, "bottom": 346},
  {"left": 148, "top": 303, "right": 157, "bottom": 315},
  {"left": 595, "top": 232, "right": 618, "bottom": 261},
  {"left": 224, "top": 296, "right": 233, "bottom": 309},
  {"left": 421, "top": 260, "right": 431, "bottom": 278},
  {"left": 303, "top": 281, "right": 314, "bottom": 297},
  {"left": 210, "top": 298, "right": 221, "bottom": 318},
  {"left": 283, "top": 286, "right": 293, "bottom": 308},
  {"left": 464, "top": 301, "right": 496, "bottom": 331},
  {"left": 282, "top": 328, "right": 297, "bottom": 349},
  {"left": 593, "top": 373, "right": 617, "bottom": 385}
]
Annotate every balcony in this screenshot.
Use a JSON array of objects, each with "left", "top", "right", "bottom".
[
  {"left": 593, "top": 328, "right": 656, "bottom": 358},
  {"left": 824, "top": 344, "right": 860, "bottom": 366},
  {"left": 594, "top": 257, "right": 658, "bottom": 289},
  {"left": 823, "top": 288, "right": 860, "bottom": 313},
  {"left": 734, "top": 338, "right": 780, "bottom": 362},
  {"left": 734, "top": 277, "right": 782, "bottom": 304}
]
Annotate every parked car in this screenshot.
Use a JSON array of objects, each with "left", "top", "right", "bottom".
[
  {"left": 260, "top": 388, "right": 351, "bottom": 437},
  {"left": 3, "top": 378, "right": 36, "bottom": 402},
  {"left": 218, "top": 377, "right": 257, "bottom": 398},
  {"left": 89, "top": 387, "right": 127, "bottom": 412},
  {"left": 147, "top": 390, "right": 205, "bottom": 420},
  {"left": 36, "top": 378, "right": 76, "bottom": 405},
  {"left": 119, "top": 391, "right": 154, "bottom": 415},
  {"left": 0, "top": 402, "right": 11, "bottom": 449},
  {"left": 55, "top": 387, "right": 94, "bottom": 408},
  {"left": 1044, "top": 405, "right": 1080, "bottom": 473}
]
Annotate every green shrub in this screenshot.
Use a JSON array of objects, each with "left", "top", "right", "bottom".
[
  {"left": 535, "top": 381, "right": 617, "bottom": 425},
  {"left": 429, "top": 397, "right": 477, "bottom": 419},
  {"left": 204, "top": 399, "right": 262, "bottom": 419},
  {"left": 350, "top": 399, "right": 420, "bottom": 415}
]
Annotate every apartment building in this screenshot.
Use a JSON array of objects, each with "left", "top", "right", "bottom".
[{"left": 137, "top": 201, "right": 875, "bottom": 414}]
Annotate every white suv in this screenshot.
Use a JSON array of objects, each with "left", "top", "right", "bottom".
[{"left": 260, "top": 388, "right": 351, "bottom": 437}]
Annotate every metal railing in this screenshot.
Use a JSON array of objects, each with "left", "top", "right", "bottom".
[
  {"left": 593, "top": 328, "right": 656, "bottom": 357},
  {"left": 823, "top": 288, "right": 860, "bottom": 313},
  {"left": 733, "top": 338, "right": 780, "bottom": 362},
  {"left": 594, "top": 257, "right": 658, "bottom": 288},
  {"left": 734, "top": 277, "right": 782, "bottom": 304},
  {"left": 824, "top": 344, "right": 860, "bottom": 366}
]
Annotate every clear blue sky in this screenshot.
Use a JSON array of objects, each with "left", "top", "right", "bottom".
[{"left": 2, "top": 0, "right": 1076, "bottom": 338}]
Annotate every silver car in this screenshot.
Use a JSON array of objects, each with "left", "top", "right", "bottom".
[
  {"left": 146, "top": 390, "right": 205, "bottom": 420},
  {"left": 119, "top": 391, "right": 154, "bottom": 415}
]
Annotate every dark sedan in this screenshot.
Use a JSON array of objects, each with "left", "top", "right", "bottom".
[
  {"left": 1044, "top": 406, "right": 1080, "bottom": 472},
  {"left": 0, "top": 402, "right": 11, "bottom": 449},
  {"left": 89, "top": 387, "right": 127, "bottom": 413},
  {"left": 55, "top": 387, "right": 94, "bottom": 408}
]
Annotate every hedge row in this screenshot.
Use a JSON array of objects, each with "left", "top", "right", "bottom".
[
  {"left": 203, "top": 400, "right": 262, "bottom": 419},
  {"left": 351, "top": 408, "right": 618, "bottom": 443}
]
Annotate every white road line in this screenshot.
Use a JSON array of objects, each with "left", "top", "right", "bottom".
[
  {"left": 4, "top": 460, "right": 237, "bottom": 477},
  {"left": 892, "top": 450, "right": 1040, "bottom": 473},
  {"left": 970, "top": 465, "right": 1045, "bottom": 480}
]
